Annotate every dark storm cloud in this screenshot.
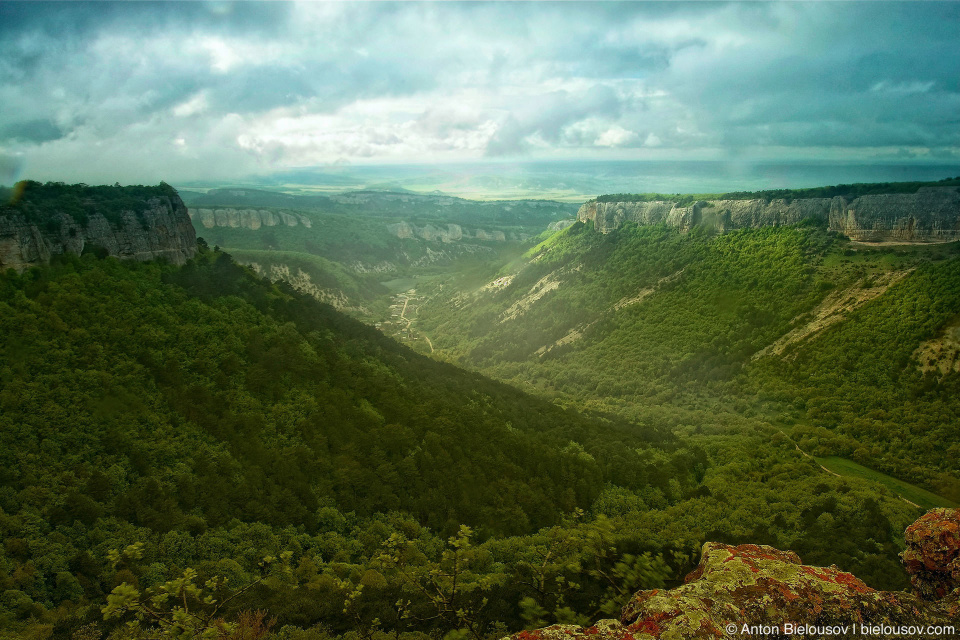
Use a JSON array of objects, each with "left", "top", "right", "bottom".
[
  {"left": 0, "top": 2, "right": 292, "bottom": 39},
  {"left": 0, "top": 1, "right": 958, "bottom": 183},
  {"left": 0, "top": 119, "right": 63, "bottom": 144},
  {"left": 656, "top": 2, "right": 960, "bottom": 152}
]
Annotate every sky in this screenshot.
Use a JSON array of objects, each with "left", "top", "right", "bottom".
[{"left": 1, "top": 1, "right": 959, "bottom": 186}]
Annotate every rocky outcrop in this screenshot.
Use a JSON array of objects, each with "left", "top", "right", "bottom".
[
  {"left": 578, "top": 187, "right": 960, "bottom": 242},
  {"left": 188, "top": 208, "right": 312, "bottom": 230},
  {"left": 386, "top": 221, "right": 512, "bottom": 243},
  {"left": 902, "top": 508, "right": 960, "bottom": 603},
  {"left": 506, "top": 509, "right": 959, "bottom": 640},
  {"left": 548, "top": 219, "right": 577, "bottom": 232},
  {"left": 246, "top": 262, "right": 351, "bottom": 310},
  {"left": 0, "top": 194, "right": 196, "bottom": 271}
]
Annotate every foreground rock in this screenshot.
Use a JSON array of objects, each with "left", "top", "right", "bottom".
[
  {"left": 507, "top": 509, "right": 959, "bottom": 640},
  {"left": 902, "top": 508, "right": 960, "bottom": 604}
]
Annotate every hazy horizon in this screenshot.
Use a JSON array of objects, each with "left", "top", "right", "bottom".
[{"left": 176, "top": 159, "right": 960, "bottom": 202}]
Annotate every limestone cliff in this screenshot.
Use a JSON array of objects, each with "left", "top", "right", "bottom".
[
  {"left": 188, "top": 208, "right": 524, "bottom": 243},
  {"left": 548, "top": 219, "right": 577, "bottom": 232},
  {"left": 246, "top": 261, "right": 351, "bottom": 310},
  {"left": 189, "top": 207, "right": 312, "bottom": 230},
  {"left": 577, "top": 187, "right": 960, "bottom": 242},
  {"left": 386, "top": 220, "right": 517, "bottom": 243},
  {"left": 506, "top": 509, "right": 959, "bottom": 640},
  {"left": 0, "top": 182, "right": 196, "bottom": 271}
]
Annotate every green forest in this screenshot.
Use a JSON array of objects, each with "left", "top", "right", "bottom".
[
  {"left": 0, "top": 242, "right": 927, "bottom": 640},
  {"left": 185, "top": 191, "right": 555, "bottom": 319},
  {"left": 0, "top": 182, "right": 180, "bottom": 229},
  {"left": 415, "top": 219, "right": 960, "bottom": 498},
  {"left": 5, "top": 0, "right": 960, "bottom": 636}
]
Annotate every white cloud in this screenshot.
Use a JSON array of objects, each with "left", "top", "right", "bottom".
[
  {"left": 193, "top": 36, "right": 293, "bottom": 74},
  {"left": 173, "top": 93, "right": 209, "bottom": 118},
  {"left": 595, "top": 126, "right": 639, "bottom": 148}
]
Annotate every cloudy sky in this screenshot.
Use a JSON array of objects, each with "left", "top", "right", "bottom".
[{"left": 1, "top": 1, "right": 959, "bottom": 185}]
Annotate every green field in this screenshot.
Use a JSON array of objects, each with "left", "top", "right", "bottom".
[
  {"left": 815, "top": 456, "right": 959, "bottom": 510},
  {"left": 381, "top": 276, "right": 419, "bottom": 292}
]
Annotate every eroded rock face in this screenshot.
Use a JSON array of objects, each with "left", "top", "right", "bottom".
[
  {"left": 577, "top": 187, "right": 960, "bottom": 242},
  {"left": 902, "top": 508, "right": 960, "bottom": 603},
  {"left": 0, "top": 195, "right": 197, "bottom": 271},
  {"left": 386, "top": 221, "right": 508, "bottom": 243},
  {"left": 548, "top": 219, "right": 577, "bottom": 232},
  {"left": 505, "top": 510, "right": 959, "bottom": 640},
  {"left": 188, "top": 208, "right": 312, "bottom": 230}
]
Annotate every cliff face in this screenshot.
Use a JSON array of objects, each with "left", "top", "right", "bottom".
[
  {"left": 577, "top": 187, "right": 960, "bottom": 242},
  {"left": 189, "top": 207, "right": 312, "bottom": 230},
  {"left": 0, "top": 192, "right": 196, "bottom": 271},
  {"left": 189, "top": 209, "right": 526, "bottom": 243},
  {"left": 386, "top": 221, "right": 517, "bottom": 243},
  {"left": 507, "top": 509, "right": 959, "bottom": 640}
]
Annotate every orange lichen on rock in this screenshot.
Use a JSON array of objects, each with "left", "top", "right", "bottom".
[
  {"left": 504, "top": 509, "right": 959, "bottom": 640},
  {"left": 902, "top": 507, "right": 960, "bottom": 601}
]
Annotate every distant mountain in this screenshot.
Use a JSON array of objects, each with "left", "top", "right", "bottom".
[
  {"left": 180, "top": 186, "right": 578, "bottom": 226},
  {"left": 179, "top": 186, "right": 579, "bottom": 314}
]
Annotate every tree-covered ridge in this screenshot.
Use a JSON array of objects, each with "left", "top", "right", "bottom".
[
  {"left": 0, "top": 249, "right": 678, "bottom": 633},
  {"left": 414, "top": 220, "right": 960, "bottom": 503},
  {"left": 0, "top": 181, "right": 180, "bottom": 228},
  {"left": 0, "top": 248, "right": 677, "bottom": 539},
  {"left": 591, "top": 175, "right": 960, "bottom": 205},
  {"left": 418, "top": 221, "right": 836, "bottom": 377},
  {"left": 749, "top": 254, "right": 960, "bottom": 499}
]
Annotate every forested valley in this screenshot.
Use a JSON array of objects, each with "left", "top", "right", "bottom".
[
  {"left": 1, "top": 181, "right": 958, "bottom": 639},
  {"left": 414, "top": 219, "right": 960, "bottom": 504}
]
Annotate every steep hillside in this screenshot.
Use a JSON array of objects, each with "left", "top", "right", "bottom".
[
  {"left": 0, "top": 247, "right": 677, "bottom": 637},
  {"left": 415, "top": 219, "right": 960, "bottom": 502},
  {"left": 0, "top": 247, "right": 673, "bottom": 535},
  {"left": 0, "top": 181, "right": 196, "bottom": 270}
]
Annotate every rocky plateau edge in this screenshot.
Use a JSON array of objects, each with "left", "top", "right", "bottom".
[
  {"left": 0, "top": 193, "right": 196, "bottom": 271},
  {"left": 578, "top": 187, "right": 960, "bottom": 242}
]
